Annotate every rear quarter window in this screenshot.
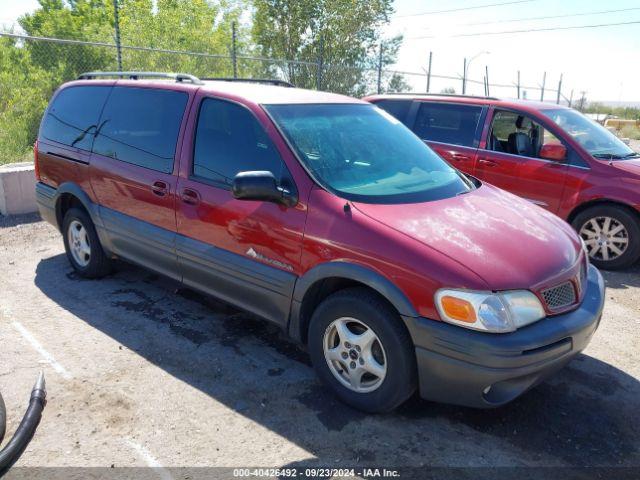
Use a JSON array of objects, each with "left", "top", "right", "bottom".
[
  {"left": 40, "top": 86, "right": 111, "bottom": 151},
  {"left": 92, "top": 87, "right": 188, "bottom": 173},
  {"left": 413, "top": 102, "right": 483, "bottom": 147},
  {"left": 372, "top": 100, "right": 413, "bottom": 125}
]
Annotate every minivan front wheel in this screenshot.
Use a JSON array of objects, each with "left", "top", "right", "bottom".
[
  {"left": 62, "top": 208, "right": 112, "bottom": 278},
  {"left": 573, "top": 205, "right": 640, "bottom": 270},
  {"left": 308, "top": 288, "right": 417, "bottom": 413}
]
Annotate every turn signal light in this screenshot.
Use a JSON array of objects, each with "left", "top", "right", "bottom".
[{"left": 440, "top": 296, "right": 477, "bottom": 323}]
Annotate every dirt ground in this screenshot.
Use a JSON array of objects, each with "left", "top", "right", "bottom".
[{"left": 0, "top": 214, "right": 638, "bottom": 474}]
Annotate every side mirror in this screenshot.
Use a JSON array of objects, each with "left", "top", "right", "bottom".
[
  {"left": 539, "top": 143, "right": 567, "bottom": 161},
  {"left": 231, "top": 171, "right": 296, "bottom": 206}
]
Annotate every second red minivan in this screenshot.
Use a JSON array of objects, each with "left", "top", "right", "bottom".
[
  {"left": 35, "top": 73, "right": 604, "bottom": 412},
  {"left": 366, "top": 94, "right": 640, "bottom": 270}
]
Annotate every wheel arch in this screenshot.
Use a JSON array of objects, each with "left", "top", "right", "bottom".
[
  {"left": 54, "top": 183, "right": 99, "bottom": 230},
  {"left": 568, "top": 198, "right": 640, "bottom": 226},
  {"left": 289, "top": 262, "right": 418, "bottom": 344}
]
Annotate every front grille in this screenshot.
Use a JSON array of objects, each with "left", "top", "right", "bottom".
[{"left": 541, "top": 281, "right": 577, "bottom": 311}]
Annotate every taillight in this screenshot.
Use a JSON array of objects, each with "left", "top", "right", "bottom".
[{"left": 34, "top": 140, "right": 41, "bottom": 181}]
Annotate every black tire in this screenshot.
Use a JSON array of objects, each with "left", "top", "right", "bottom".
[
  {"left": 307, "top": 287, "right": 417, "bottom": 413},
  {"left": 572, "top": 204, "right": 640, "bottom": 270},
  {"left": 62, "top": 207, "right": 112, "bottom": 278},
  {"left": 0, "top": 391, "right": 5, "bottom": 445}
]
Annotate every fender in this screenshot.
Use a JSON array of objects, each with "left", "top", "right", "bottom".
[
  {"left": 288, "top": 261, "right": 419, "bottom": 342},
  {"left": 52, "top": 182, "right": 115, "bottom": 255},
  {"left": 564, "top": 185, "right": 640, "bottom": 222},
  {"left": 54, "top": 182, "right": 102, "bottom": 228}
]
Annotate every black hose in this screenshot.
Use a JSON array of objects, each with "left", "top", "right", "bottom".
[{"left": 0, "top": 372, "right": 46, "bottom": 477}]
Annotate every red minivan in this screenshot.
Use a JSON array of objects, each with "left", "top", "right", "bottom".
[
  {"left": 35, "top": 73, "right": 604, "bottom": 412},
  {"left": 366, "top": 94, "right": 640, "bottom": 270}
]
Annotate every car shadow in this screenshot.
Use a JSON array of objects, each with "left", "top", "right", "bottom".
[
  {"left": 34, "top": 254, "right": 640, "bottom": 467},
  {"left": 599, "top": 262, "right": 640, "bottom": 290}
]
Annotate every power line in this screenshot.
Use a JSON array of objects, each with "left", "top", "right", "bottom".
[
  {"left": 394, "top": 0, "right": 536, "bottom": 19},
  {"left": 460, "top": 6, "right": 640, "bottom": 26},
  {"left": 407, "top": 19, "right": 640, "bottom": 39},
  {"left": 452, "top": 19, "right": 640, "bottom": 37}
]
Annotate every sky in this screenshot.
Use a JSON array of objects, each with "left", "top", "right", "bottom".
[{"left": 1, "top": 0, "right": 639, "bottom": 103}]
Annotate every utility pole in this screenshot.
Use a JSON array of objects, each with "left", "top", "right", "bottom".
[
  {"left": 569, "top": 89, "right": 574, "bottom": 108},
  {"left": 578, "top": 91, "right": 587, "bottom": 111},
  {"left": 316, "top": 35, "right": 324, "bottom": 90},
  {"left": 231, "top": 21, "right": 238, "bottom": 79},
  {"left": 112, "top": 0, "right": 122, "bottom": 71},
  {"left": 540, "top": 71, "right": 546, "bottom": 101},
  {"left": 485, "top": 65, "right": 490, "bottom": 96},
  {"left": 377, "top": 42, "right": 383, "bottom": 94},
  {"left": 462, "top": 57, "right": 467, "bottom": 94},
  {"left": 426, "top": 51, "right": 432, "bottom": 93},
  {"left": 516, "top": 70, "right": 521, "bottom": 99},
  {"left": 556, "top": 73, "right": 563, "bottom": 104}
]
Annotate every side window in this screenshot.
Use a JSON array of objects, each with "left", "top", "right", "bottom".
[
  {"left": 40, "top": 86, "right": 111, "bottom": 151},
  {"left": 413, "top": 102, "right": 482, "bottom": 147},
  {"left": 373, "top": 100, "right": 412, "bottom": 125},
  {"left": 192, "top": 98, "right": 284, "bottom": 187},
  {"left": 488, "top": 110, "right": 558, "bottom": 159},
  {"left": 92, "top": 87, "right": 188, "bottom": 173}
]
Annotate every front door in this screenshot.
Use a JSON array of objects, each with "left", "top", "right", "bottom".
[
  {"left": 90, "top": 85, "right": 191, "bottom": 279},
  {"left": 175, "top": 96, "right": 307, "bottom": 325},
  {"left": 476, "top": 108, "right": 568, "bottom": 212}
]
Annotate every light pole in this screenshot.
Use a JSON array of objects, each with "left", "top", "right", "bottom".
[{"left": 463, "top": 50, "right": 489, "bottom": 95}]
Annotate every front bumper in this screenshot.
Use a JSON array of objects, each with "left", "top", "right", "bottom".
[{"left": 403, "top": 264, "right": 605, "bottom": 408}]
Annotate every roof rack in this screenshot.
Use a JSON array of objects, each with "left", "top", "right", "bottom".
[
  {"left": 201, "top": 77, "right": 295, "bottom": 88},
  {"left": 382, "top": 92, "right": 500, "bottom": 101},
  {"left": 77, "top": 71, "right": 203, "bottom": 85}
]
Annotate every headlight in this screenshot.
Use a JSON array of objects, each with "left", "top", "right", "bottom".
[{"left": 435, "top": 289, "right": 546, "bottom": 333}]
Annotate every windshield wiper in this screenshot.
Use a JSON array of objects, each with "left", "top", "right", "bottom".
[
  {"left": 622, "top": 151, "right": 640, "bottom": 159},
  {"left": 593, "top": 153, "right": 625, "bottom": 160}
]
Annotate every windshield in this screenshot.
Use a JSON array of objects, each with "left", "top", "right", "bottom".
[
  {"left": 265, "top": 104, "right": 473, "bottom": 204},
  {"left": 540, "top": 108, "right": 637, "bottom": 160}
]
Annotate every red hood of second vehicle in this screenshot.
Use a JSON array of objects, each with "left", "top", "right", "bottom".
[
  {"left": 352, "top": 184, "right": 581, "bottom": 290},
  {"left": 607, "top": 158, "right": 640, "bottom": 176}
]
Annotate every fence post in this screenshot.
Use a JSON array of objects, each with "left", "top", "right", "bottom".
[
  {"left": 231, "top": 21, "right": 238, "bottom": 79},
  {"left": 485, "top": 65, "right": 490, "bottom": 96},
  {"left": 316, "top": 35, "right": 324, "bottom": 91},
  {"left": 426, "top": 51, "right": 432, "bottom": 93},
  {"left": 540, "top": 71, "right": 546, "bottom": 101},
  {"left": 462, "top": 57, "right": 467, "bottom": 94},
  {"left": 377, "top": 42, "right": 383, "bottom": 94},
  {"left": 556, "top": 73, "right": 563, "bottom": 104},
  {"left": 516, "top": 70, "right": 520, "bottom": 99},
  {"left": 112, "top": 0, "right": 122, "bottom": 71}
]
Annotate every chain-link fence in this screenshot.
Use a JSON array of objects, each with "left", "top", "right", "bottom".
[{"left": 0, "top": 31, "right": 580, "bottom": 164}]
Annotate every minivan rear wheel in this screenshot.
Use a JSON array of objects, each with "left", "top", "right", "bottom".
[
  {"left": 573, "top": 205, "right": 640, "bottom": 270},
  {"left": 308, "top": 288, "right": 417, "bottom": 413},
  {"left": 62, "top": 208, "right": 112, "bottom": 278}
]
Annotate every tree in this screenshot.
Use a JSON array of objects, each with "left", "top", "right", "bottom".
[{"left": 251, "top": 0, "right": 399, "bottom": 95}]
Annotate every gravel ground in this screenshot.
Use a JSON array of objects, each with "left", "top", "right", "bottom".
[{"left": 0, "top": 214, "right": 639, "bottom": 473}]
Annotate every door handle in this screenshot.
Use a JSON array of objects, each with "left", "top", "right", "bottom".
[
  {"left": 478, "top": 158, "right": 498, "bottom": 167},
  {"left": 151, "top": 181, "right": 168, "bottom": 196},
  {"left": 181, "top": 188, "right": 200, "bottom": 205},
  {"left": 450, "top": 153, "right": 471, "bottom": 162}
]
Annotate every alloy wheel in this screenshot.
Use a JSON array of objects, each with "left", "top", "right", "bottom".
[
  {"left": 323, "top": 317, "right": 387, "bottom": 393},
  {"left": 579, "top": 216, "right": 629, "bottom": 262},
  {"left": 67, "top": 219, "right": 91, "bottom": 267}
]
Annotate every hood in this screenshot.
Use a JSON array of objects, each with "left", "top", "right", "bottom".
[
  {"left": 607, "top": 158, "right": 640, "bottom": 177},
  {"left": 352, "top": 184, "right": 581, "bottom": 291}
]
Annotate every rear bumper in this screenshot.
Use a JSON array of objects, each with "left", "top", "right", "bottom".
[
  {"left": 403, "top": 264, "right": 605, "bottom": 408},
  {"left": 35, "top": 182, "right": 58, "bottom": 228}
]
